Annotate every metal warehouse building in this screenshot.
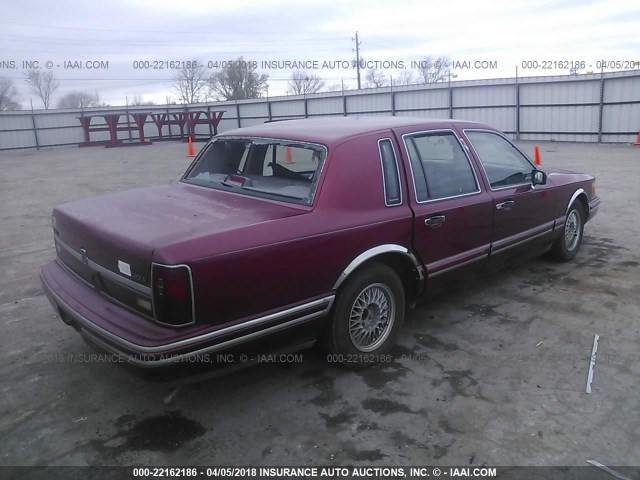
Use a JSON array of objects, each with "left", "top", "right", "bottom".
[{"left": 0, "top": 69, "right": 639, "bottom": 151}]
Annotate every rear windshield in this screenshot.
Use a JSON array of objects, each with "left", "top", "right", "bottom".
[{"left": 182, "top": 137, "right": 326, "bottom": 205}]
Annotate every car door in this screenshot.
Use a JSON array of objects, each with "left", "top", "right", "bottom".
[
  {"left": 462, "top": 129, "right": 556, "bottom": 259},
  {"left": 399, "top": 129, "right": 494, "bottom": 287}
]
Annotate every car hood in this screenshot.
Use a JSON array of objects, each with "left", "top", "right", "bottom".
[{"left": 52, "top": 183, "right": 307, "bottom": 281}]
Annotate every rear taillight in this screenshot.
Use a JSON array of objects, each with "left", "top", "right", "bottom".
[{"left": 151, "top": 264, "right": 194, "bottom": 327}]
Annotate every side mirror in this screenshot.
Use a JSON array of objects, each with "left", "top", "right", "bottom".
[{"left": 532, "top": 169, "right": 547, "bottom": 186}]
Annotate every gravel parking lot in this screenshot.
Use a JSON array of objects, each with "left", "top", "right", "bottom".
[{"left": 1, "top": 139, "right": 639, "bottom": 467}]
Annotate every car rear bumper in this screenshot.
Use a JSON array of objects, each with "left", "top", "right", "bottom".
[{"left": 41, "top": 259, "right": 334, "bottom": 367}]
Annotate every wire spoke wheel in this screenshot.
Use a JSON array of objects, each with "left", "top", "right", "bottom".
[
  {"left": 565, "top": 209, "right": 581, "bottom": 251},
  {"left": 348, "top": 283, "right": 395, "bottom": 352},
  {"left": 547, "top": 202, "right": 585, "bottom": 262}
]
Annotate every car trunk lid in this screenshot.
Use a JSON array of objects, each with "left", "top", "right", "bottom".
[{"left": 52, "top": 182, "right": 307, "bottom": 318}]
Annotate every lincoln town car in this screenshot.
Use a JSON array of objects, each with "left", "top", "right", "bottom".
[{"left": 40, "top": 117, "right": 600, "bottom": 368}]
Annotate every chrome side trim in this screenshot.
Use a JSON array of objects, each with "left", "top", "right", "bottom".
[
  {"left": 43, "top": 268, "right": 334, "bottom": 354},
  {"left": 55, "top": 236, "right": 151, "bottom": 296},
  {"left": 566, "top": 188, "right": 586, "bottom": 213},
  {"left": 487, "top": 181, "right": 532, "bottom": 192},
  {"left": 400, "top": 128, "right": 483, "bottom": 204},
  {"left": 81, "top": 304, "right": 329, "bottom": 367},
  {"left": 428, "top": 251, "right": 490, "bottom": 278},
  {"left": 491, "top": 221, "right": 555, "bottom": 254},
  {"left": 494, "top": 229, "right": 553, "bottom": 253},
  {"left": 377, "top": 137, "right": 403, "bottom": 207},
  {"left": 332, "top": 244, "right": 420, "bottom": 290},
  {"left": 150, "top": 262, "right": 196, "bottom": 327}
]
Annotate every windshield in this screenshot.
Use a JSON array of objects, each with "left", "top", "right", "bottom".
[{"left": 182, "top": 137, "right": 326, "bottom": 205}]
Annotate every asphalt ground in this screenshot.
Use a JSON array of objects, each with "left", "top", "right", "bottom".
[{"left": 1, "top": 140, "right": 638, "bottom": 467}]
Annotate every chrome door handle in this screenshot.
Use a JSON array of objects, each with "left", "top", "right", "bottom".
[
  {"left": 496, "top": 200, "right": 515, "bottom": 211},
  {"left": 425, "top": 215, "right": 446, "bottom": 226}
]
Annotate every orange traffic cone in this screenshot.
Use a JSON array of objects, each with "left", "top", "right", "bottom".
[
  {"left": 534, "top": 145, "right": 542, "bottom": 166},
  {"left": 187, "top": 136, "right": 196, "bottom": 157},
  {"left": 284, "top": 146, "right": 294, "bottom": 164},
  {"left": 634, "top": 130, "right": 640, "bottom": 146}
]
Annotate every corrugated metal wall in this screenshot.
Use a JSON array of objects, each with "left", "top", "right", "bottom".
[{"left": 1, "top": 70, "right": 639, "bottom": 151}]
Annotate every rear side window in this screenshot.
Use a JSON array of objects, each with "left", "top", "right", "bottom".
[
  {"left": 404, "top": 131, "right": 479, "bottom": 201},
  {"left": 378, "top": 139, "right": 402, "bottom": 206}
]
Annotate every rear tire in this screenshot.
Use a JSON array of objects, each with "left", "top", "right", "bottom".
[
  {"left": 323, "top": 264, "right": 405, "bottom": 369},
  {"left": 547, "top": 202, "right": 585, "bottom": 262}
]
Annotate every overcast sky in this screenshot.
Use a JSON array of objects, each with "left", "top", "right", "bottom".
[{"left": 1, "top": 0, "right": 639, "bottom": 108}]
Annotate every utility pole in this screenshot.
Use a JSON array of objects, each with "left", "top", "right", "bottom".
[{"left": 352, "top": 31, "right": 362, "bottom": 90}]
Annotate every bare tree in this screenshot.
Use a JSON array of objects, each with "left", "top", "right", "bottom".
[
  {"left": 394, "top": 70, "right": 417, "bottom": 86},
  {"left": 93, "top": 93, "right": 109, "bottom": 107},
  {"left": 416, "top": 56, "right": 451, "bottom": 84},
  {"left": 287, "top": 71, "right": 325, "bottom": 95},
  {"left": 0, "top": 78, "right": 21, "bottom": 110},
  {"left": 57, "top": 90, "right": 103, "bottom": 109},
  {"left": 209, "top": 57, "right": 269, "bottom": 101},
  {"left": 326, "top": 83, "right": 343, "bottom": 92},
  {"left": 130, "top": 94, "right": 156, "bottom": 106},
  {"left": 173, "top": 61, "right": 208, "bottom": 104},
  {"left": 365, "top": 69, "right": 388, "bottom": 88},
  {"left": 24, "top": 70, "right": 58, "bottom": 109}
]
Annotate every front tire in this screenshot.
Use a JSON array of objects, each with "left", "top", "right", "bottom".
[
  {"left": 548, "top": 202, "right": 585, "bottom": 262},
  {"left": 324, "top": 264, "right": 405, "bottom": 369}
]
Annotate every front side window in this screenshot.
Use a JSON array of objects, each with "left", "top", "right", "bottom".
[
  {"left": 404, "top": 131, "right": 478, "bottom": 202},
  {"left": 182, "top": 137, "right": 325, "bottom": 205},
  {"left": 465, "top": 131, "right": 534, "bottom": 189}
]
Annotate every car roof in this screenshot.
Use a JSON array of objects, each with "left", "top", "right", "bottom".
[{"left": 218, "top": 116, "right": 490, "bottom": 145}]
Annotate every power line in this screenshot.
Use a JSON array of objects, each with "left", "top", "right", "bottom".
[{"left": 352, "top": 31, "right": 362, "bottom": 90}]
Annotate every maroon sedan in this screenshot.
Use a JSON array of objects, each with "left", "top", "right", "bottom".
[{"left": 40, "top": 117, "right": 600, "bottom": 368}]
